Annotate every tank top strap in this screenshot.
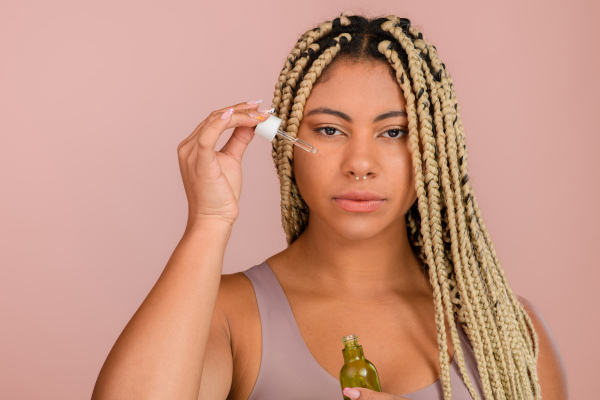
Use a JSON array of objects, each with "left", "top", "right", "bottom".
[
  {"left": 403, "top": 318, "right": 485, "bottom": 400},
  {"left": 243, "top": 260, "right": 305, "bottom": 350},
  {"left": 243, "top": 261, "right": 344, "bottom": 400}
]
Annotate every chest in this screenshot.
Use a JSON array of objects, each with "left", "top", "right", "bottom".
[
  {"left": 228, "top": 289, "right": 456, "bottom": 399},
  {"left": 286, "top": 295, "right": 456, "bottom": 394}
]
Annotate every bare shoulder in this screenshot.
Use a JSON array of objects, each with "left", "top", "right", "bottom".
[
  {"left": 215, "top": 271, "right": 261, "bottom": 400},
  {"left": 215, "top": 271, "right": 261, "bottom": 352},
  {"left": 216, "top": 271, "right": 257, "bottom": 321},
  {"left": 208, "top": 271, "right": 258, "bottom": 346},
  {"left": 198, "top": 271, "right": 259, "bottom": 400},
  {"left": 517, "top": 295, "right": 569, "bottom": 400}
]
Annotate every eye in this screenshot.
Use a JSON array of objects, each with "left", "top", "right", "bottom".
[
  {"left": 381, "top": 128, "right": 409, "bottom": 139},
  {"left": 313, "top": 126, "right": 344, "bottom": 139},
  {"left": 312, "top": 126, "right": 409, "bottom": 140}
]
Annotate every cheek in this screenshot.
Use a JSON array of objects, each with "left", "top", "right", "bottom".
[
  {"left": 293, "top": 152, "right": 330, "bottom": 201},
  {"left": 389, "top": 147, "right": 417, "bottom": 199}
]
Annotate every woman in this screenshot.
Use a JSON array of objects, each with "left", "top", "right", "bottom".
[{"left": 92, "top": 14, "right": 568, "bottom": 400}]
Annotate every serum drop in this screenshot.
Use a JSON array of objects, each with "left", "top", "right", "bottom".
[{"left": 339, "top": 334, "right": 382, "bottom": 399}]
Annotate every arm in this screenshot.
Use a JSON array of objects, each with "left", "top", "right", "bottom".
[
  {"left": 92, "top": 220, "right": 234, "bottom": 400},
  {"left": 517, "top": 295, "right": 569, "bottom": 400},
  {"left": 92, "top": 102, "right": 270, "bottom": 399}
]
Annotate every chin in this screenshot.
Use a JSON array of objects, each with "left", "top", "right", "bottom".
[{"left": 331, "top": 220, "right": 386, "bottom": 242}]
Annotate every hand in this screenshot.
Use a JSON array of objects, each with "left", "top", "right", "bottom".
[
  {"left": 342, "top": 387, "right": 409, "bottom": 400},
  {"left": 176, "top": 100, "right": 271, "bottom": 228}
]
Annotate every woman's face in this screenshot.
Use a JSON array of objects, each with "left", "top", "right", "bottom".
[{"left": 294, "top": 58, "right": 417, "bottom": 241}]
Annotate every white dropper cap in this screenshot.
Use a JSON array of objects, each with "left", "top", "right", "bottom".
[
  {"left": 254, "top": 114, "right": 318, "bottom": 154},
  {"left": 254, "top": 114, "right": 282, "bottom": 141}
]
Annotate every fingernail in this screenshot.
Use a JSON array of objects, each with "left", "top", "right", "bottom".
[
  {"left": 343, "top": 387, "right": 360, "bottom": 399},
  {"left": 246, "top": 98, "right": 263, "bottom": 104},
  {"left": 248, "top": 113, "right": 267, "bottom": 121},
  {"left": 220, "top": 107, "right": 234, "bottom": 120},
  {"left": 257, "top": 106, "right": 273, "bottom": 114}
]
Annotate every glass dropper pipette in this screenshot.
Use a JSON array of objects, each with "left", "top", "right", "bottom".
[{"left": 254, "top": 112, "right": 318, "bottom": 154}]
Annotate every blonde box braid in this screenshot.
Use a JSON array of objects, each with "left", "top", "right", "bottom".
[
  {"left": 268, "top": 15, "right": 541, "bottom": 400},
  {"left": 410, "top": 24, "right": 539, "bottom": 399},
  {"left": 379, "top": 20, "right": 503, "bottom": 399}
]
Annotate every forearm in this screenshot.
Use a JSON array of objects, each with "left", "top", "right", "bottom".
[{"left": 92, "top": 220, "right": 233, "bottom": 400}]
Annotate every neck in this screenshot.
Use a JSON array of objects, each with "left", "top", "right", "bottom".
[{"left": 284, "top": 214, "right": 431, "bottom": 301}]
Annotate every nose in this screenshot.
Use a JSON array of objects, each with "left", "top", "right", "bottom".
[{"left": 341, "top": 135, "right": 381, "bottom": 181}]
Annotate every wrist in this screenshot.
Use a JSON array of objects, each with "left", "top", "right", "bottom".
[{"left": 184, "top": 217, "right": 234, "bottom": 237}]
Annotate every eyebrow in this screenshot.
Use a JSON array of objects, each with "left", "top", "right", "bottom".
[{"left": 304, "top": 107, "right": 408, "bottom": 123}]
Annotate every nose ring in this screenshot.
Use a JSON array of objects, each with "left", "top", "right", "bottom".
[{"left": 355, "top": 175, "right": 367, "bottom": 180}]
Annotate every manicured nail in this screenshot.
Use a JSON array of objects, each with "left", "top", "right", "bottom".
[
  {"left": 248, "top": 113, "right": 267, "bottom": 121},
  {"left": 246, "top": 98, "right": 263, "bottom": 104},
  {"left": 343, "top": 387, "right": 360, "bottom": 399},
  {"left": 220, "top": 107, "right": 234, "bottom": 120},
  {"left": 257, "top": 106, "right": 273, "bottom": 113}
]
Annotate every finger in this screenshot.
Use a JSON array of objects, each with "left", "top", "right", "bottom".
[
  {"left": 342, "top": 387, "right": 407, "bottom": 400},
  {"left": 218, "top": 108, "right": 274, "bottom": 162},
  {"left": 178, "top": 100, "right": 269, "bottom": 152},
  {"left": 196, "top": 109, "right": 272, "bottom": 157},
  {"left": 202, "top": 100, "right": 270, "bottom": 128},
  {"left": 218, "top": 125, "right": 255, "bottom": 164}
]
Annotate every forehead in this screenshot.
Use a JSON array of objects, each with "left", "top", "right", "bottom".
[{"left": 304, "top": 59, "right": 406, "bottom": 111}]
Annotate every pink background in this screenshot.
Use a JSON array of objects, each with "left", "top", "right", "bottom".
[{"left": 1, "top": 0, "right": 598, "bottom": 398}]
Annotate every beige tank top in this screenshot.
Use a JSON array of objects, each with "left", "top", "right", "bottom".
[{"left": 243, "top": 261, "right": 486, "bottom": 400}]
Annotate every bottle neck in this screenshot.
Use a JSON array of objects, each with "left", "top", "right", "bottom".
[{"left": 342, "top": 345, "right": 365, "bottom": 363}]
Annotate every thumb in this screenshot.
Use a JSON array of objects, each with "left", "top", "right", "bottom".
[{"left": 342, "top": 387, "right": 408, "bottom": 400}]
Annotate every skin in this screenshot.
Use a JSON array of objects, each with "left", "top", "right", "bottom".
[{"left": 204, "top": 60, "right": 568, "bottom": 399}]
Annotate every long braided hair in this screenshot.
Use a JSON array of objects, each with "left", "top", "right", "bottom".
[{"left": 268, "top": 14, "right": 541, "bottom": 400}]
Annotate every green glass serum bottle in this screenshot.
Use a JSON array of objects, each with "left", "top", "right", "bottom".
[{"left": 339, "top": 334, "right": 381, "bottom": 398}]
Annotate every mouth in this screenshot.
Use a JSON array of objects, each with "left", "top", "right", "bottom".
[
  {"left": 332, "top": 191, "right": 386, "bottom": 213},
  {"left": 333, "top": 198, "right": 385, "bottom": 213}
]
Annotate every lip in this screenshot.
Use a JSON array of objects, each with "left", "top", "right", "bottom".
[
  {"left": 334, "top": 198, "right": 384, "bottom": 213},
  {"left": 333, "top": 191, "right": 385, "bottom": 213},
  {"left": 334, "top": 190, "right": 384, "bottom": 201}
]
